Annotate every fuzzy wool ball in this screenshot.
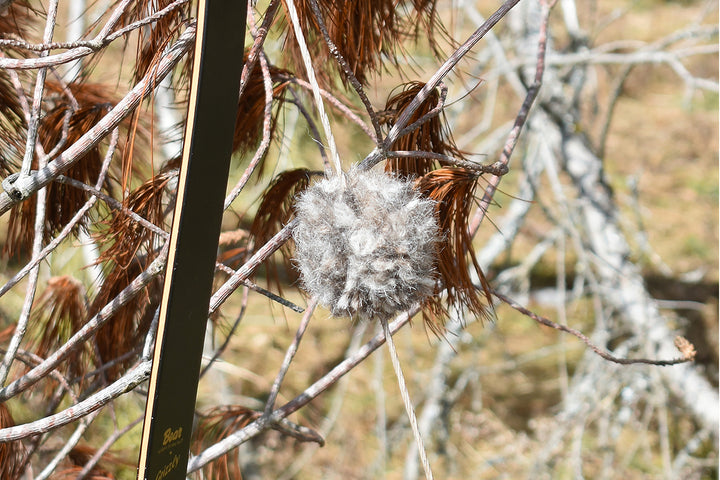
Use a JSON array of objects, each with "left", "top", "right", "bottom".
[{"left": 292, "top": 168, "right": 440, "bottom": 320}]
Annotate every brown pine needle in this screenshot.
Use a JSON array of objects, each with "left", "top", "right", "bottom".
[
  {"left": 128, "top": 0, "right": 192, "bottom": 83},
  {"left": 57, "top": 444, "right": 130, "bottom": 479},
  {"left": 383, "top": 81, "right": 464, "bottom": 178},
  {"left": 415, "top": 167, "right": 493, "bottom": 326},
  {"left": 233, "top": 49, "right": 291, "bottom": 157},
  {"left": 281, "top": 0, "right": 400, "bottom": 87},
  {"left": 193, "top": 405, "right": 259, "bottom": 480},
  {"left": 0, "top": 403, "right": 24, "bottom": 480},
  {"left": 88, "top": 259, "right": 163, "bottom": 382},
  {"left": 247, "top": 168, "right": 322, "bottom": 290},
  {"left": 29, "top": 276, "right": 89, "bottom": 382},
  {"left": 5, "top": 103, "right": 109, "bottom": 256},
  {"left": 89, "top": 173, "right": 172, "bottom": 380}
]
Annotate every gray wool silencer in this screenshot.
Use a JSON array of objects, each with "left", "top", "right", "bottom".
[{"left": 292, "top": 168, "right": 440, "bottom": 321}]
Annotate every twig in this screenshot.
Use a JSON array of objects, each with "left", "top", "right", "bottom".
[
  {"left": 209, "top": 220, "right": 296, "bottom": 314},
  {"left": 596, "top": 62, "right": 633, "bottom": 160},
  {"left": 0, "top": 0, "right": 141, "bottom": 68},
  {"left": 0, "top": 361, "right": 151, "bottom": 442},
  {"left": 305, "top": 0, "right": 384, "bottom": 143},
  {"left": 199, "top": 287, "right": 249, "bottom": 379},
  {"left": 284, "top": 89, "right": 330, "bottom": 168},
  {"left": 214, "top": 263, "right": 303, "bottom": 313},
  {"left": 386, "top": 151, "right": 508, "bottom": 176},
  {"left": 358, "top": 0, "right": 524, "bottom": 170},
  {"left": 35, "top": 410, "right": 101, "bottom": 480},
  {"left": 223, "top": 14, "right": 277, "bottom": 210},
  {"left": 187, "top": 308, "right": 418, "bottom": 472},
  {"left": 142, "top": 307, "right": 161, "bottom": 361},
  {"left": 53, "top": 175, "right": 170, "bottom": 238},
  {"left": 5, "top": 66, "right": 31, "bottom": 119},
  {"left": 0, "top": 4, "right": 194, "bottom": 54},
  {"left": 491, "top": 289, "right": 696, "bottom": 366},
  {"left": 76, "top": 415, "right": 144, "bottom": 480},
  {"left": 474, "top": 0, "right": 555, "bottom": 227},
  {"left": 0, "top": 0, "right": 61, "bottom": 382},
  {"left": 381, "top": 318, "right": 434, "bottom": 480},
  {"left": 0, "top": 161, "right": 46, "bottom": 386},
  {"left": 18, "top": 0, "right": 58, "bottom": 176},
  {"left": 0, "top": 348, "right": 78, "bottom": 403},
  {"left": 391, "top": 82, "right": 448, "bottom": 141},
  {"left": 238, "top": 0, "right": 281, "bottom": 102},
  {"left": 283, "top": 76, "right": 376, "bottom": 141},
  {"left": 0, "top": 243, "right": 168, "bottom": 402},
  {"left": 271, "top": 418, "right": 324, "bottom": 445},
  {"left": 72, "top": 347, "right": 143, "bottom": 386},
  {"left": 284, "top": 0, "right": 342, "bottom": 174},
  {"left": 264, "top": 298, "right": 317, "bottom": 415},
  {"left": 0, "top": 23, "right": 195, "bottom": 214}
]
